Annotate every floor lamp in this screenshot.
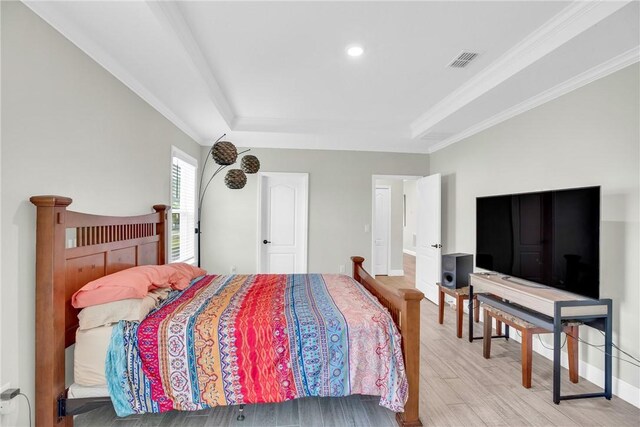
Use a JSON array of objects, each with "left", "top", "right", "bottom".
[{"left": 197, "top": 134, "right": 260, "bottom": 267}]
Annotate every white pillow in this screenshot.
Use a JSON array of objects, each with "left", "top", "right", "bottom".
[
  {"left": 77, "top": 288, "right": 170, "bottom": 330},
  {"left": 74, "top": 325, "right": 113, "bottom": 386}
]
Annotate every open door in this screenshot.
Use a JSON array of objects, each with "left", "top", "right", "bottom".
[{"left": 416, "top": 174, "right": 441, "bottom": 303}]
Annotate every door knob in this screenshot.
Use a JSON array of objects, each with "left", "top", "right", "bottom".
[
  {"left": 431, "top": 243, "right": 442, "bottom": 248},
  {"left": 263, "top": 240, "right": 271, "bottom": 244}
]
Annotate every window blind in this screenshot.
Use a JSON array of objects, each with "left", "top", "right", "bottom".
[{"left": 170, "top": 150, "right": 197, "bottom": 264}]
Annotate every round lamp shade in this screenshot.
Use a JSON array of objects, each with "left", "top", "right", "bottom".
[
  {"left": 225, "top": 169, "right": 247, "bottom": 189},
  {"left": 211, "top": 141, "right": 237, "bottom": 165},
  {"left": 241, "top": 155, "right": 260, "bottom": 174}
]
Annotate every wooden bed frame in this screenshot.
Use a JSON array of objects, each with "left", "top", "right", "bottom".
[{"left": 31, "top": 195, "right": 424, "bottom": 427}]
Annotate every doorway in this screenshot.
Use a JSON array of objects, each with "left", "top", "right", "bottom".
[
  {"left": 372, "top": 174, "right": 442, "bottom": 304},
  {"left": 371, "top": 175, "right": 422, "bottom": 279},
  {"left": 257, "top": 172, "right": 309, "bottom": 273}
]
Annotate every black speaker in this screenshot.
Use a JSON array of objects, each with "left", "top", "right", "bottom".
[{"left": 441, "top": 253, "right": 473, "bottom": 289}]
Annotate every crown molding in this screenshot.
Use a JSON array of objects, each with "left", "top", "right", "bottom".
[
  {"left": 426, "top": 46, "right": 640, "bottom": 154},
  {"left": 228, "top": 132, "right": 430, "bottom": 154},
  {"left": 22, "top": 0, "right": 205, "bottom": 145},
  {"left": 420, "top": 132, "right": 454, "bottom": 142},
  {"left": 411, "top": 0, "right": 631, "bottom": 140},
  {"left": 234, "top": 116, "right": 407, "bottom": 136},
  {"left": 145, "top": 1, "right": 236, "bottom": 129}
]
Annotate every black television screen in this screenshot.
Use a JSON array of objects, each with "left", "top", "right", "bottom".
[{"left": 476, "top": 186, "right": 600, "bottom": 299}]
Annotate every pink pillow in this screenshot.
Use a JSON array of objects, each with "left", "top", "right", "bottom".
[
  {"left": 166, "top": 263, "right": 207, "bottom": 290},
  {"left": 72, "top": 265, "right": 182, "bottom": 308}
]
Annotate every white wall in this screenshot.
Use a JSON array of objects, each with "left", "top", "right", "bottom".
[
  {"left": 200, "top": 148, "right": 428, "bottom": 275},
  {"left": 403, "top": 179, "right": 417, "bottom": 254},
  {"left": 0, "top": 3, "right": 202, "bottom": 425},
  {"left": 430, "top": 63, "right": 640, "bottom": 404},
  {"left": 0, "top": 2, "right": 3, "bottom": 425},
  {"left": 375, "top": 179, "right": 404, "bottom": 273}
]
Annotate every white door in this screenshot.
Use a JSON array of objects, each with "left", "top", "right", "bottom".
[
  {"left": 374, "top": 186, "right": 391, "bottom": 275},
  {"left": 258, "top": 173, "right": 308, "bottom": 273},
  {"left": 416, "top": 174, "right": 441, "bottom": 303}
]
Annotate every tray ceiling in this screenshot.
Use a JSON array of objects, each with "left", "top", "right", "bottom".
[{"left": 24, "top": 1, "right": 639, "bottom": 153}]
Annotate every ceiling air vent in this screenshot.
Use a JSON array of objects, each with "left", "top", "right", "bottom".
[{"left": 448, "top": 51, "right": 479, "bottom": 68}]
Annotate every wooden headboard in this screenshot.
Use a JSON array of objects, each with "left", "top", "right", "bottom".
[{"left": 30, "top": 195, "right": 168, "bottom": 427}]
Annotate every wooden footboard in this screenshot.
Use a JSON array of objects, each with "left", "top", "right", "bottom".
[{"left": 351, "top": 256, "right": 423, "bottom": 427}]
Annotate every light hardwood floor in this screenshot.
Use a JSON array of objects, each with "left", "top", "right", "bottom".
[{"left": 76, "top": 254, "right": 639, "bottom": 426}]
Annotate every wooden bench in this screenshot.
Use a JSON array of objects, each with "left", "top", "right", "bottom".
[
  {"left": 483, "top": 304, "right": 580, "bottom": 388},
  {"left": 438, "top": 284, "right": 479, "bottom": 338}
]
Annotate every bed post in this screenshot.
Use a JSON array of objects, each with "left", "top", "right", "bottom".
[
  {"left": 396, "top": 288, "right": 423, "bottom": 427},
  {"left": 351, "top": 255, "right": 365, "bottom": 282},
  {"left": 30, "top": 196, "right": 74, "bottom": 427},
  {"left": 153, "top": 204, "right": 169, "bottom": 265}
]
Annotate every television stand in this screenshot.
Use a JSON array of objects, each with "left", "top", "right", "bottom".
[
  {"left": 468, "top": 273, "right": 612, "bottom": 404},
  {"left": 499, "top": 275, "right": 553, "bottom": 289}
]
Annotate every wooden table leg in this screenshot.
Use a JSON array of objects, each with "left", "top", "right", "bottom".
[
  {"left": 566, "top": 325, "right": 579, "bottom": 384},
  {"left": 456, "top": 294, "right": 464, "bottom": 338},
  {"left": 483, "top": 310, "right": 492, "bottom": 359},
  {"left": 496, "top": 320, "right": 502, "bottom": 336},
  {"left": 522, "top": 330, "right": 533, "bottom": 388},
  {"left": 438, "top": 288, "right": 445, "bottom": 325}
]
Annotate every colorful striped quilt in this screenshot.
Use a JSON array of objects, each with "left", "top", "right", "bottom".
[{"left": 107, "top": 274, "right": 408, "bottom": 416}]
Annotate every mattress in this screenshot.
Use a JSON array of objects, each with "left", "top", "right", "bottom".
[
  {"left": 74, "top": 325, "right": 113, "bottom": 386},
  {"left": 68, "top": 383, "right": 110, "bottom": 399}
]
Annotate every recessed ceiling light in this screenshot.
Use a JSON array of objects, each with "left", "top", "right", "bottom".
[{"left": 346, "top": 45, "right": 364, "bottom": 57}]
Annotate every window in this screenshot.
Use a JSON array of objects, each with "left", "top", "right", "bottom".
[{"left": 170, "top": 147, "right": 197, "bottom": 264}]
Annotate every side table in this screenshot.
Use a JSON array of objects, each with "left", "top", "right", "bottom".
[{"left": 437, "top": 284, "right": 479, "bottom": 338}]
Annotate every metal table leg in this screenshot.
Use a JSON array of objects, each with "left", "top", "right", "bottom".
[
  {"left": 553, "top": 304, "right": 562, "bottom": 404},
  {"left": 468, "top": 285, "right": 474, "bottom": 342},
  {"left": 604, "top": 299, "right": 612, "bottom": 400}
]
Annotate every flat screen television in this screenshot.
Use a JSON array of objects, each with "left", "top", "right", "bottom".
[{"left": 476, "top": 186, "right": 600, "bottom": 299}]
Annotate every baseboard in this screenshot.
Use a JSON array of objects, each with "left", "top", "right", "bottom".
[
  {"left": 469, "top": 308, "right": 640, "bottom": 407},
  {"left": 403, "top": 249, "right": 416, "bottom": 256},
  {"left": 388, "top": 269, "right": 404, "bottom": 277}
]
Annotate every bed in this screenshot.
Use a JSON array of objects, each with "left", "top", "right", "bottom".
[{"left": 31, "top": 195, "right": 424, "bottom": 427}]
